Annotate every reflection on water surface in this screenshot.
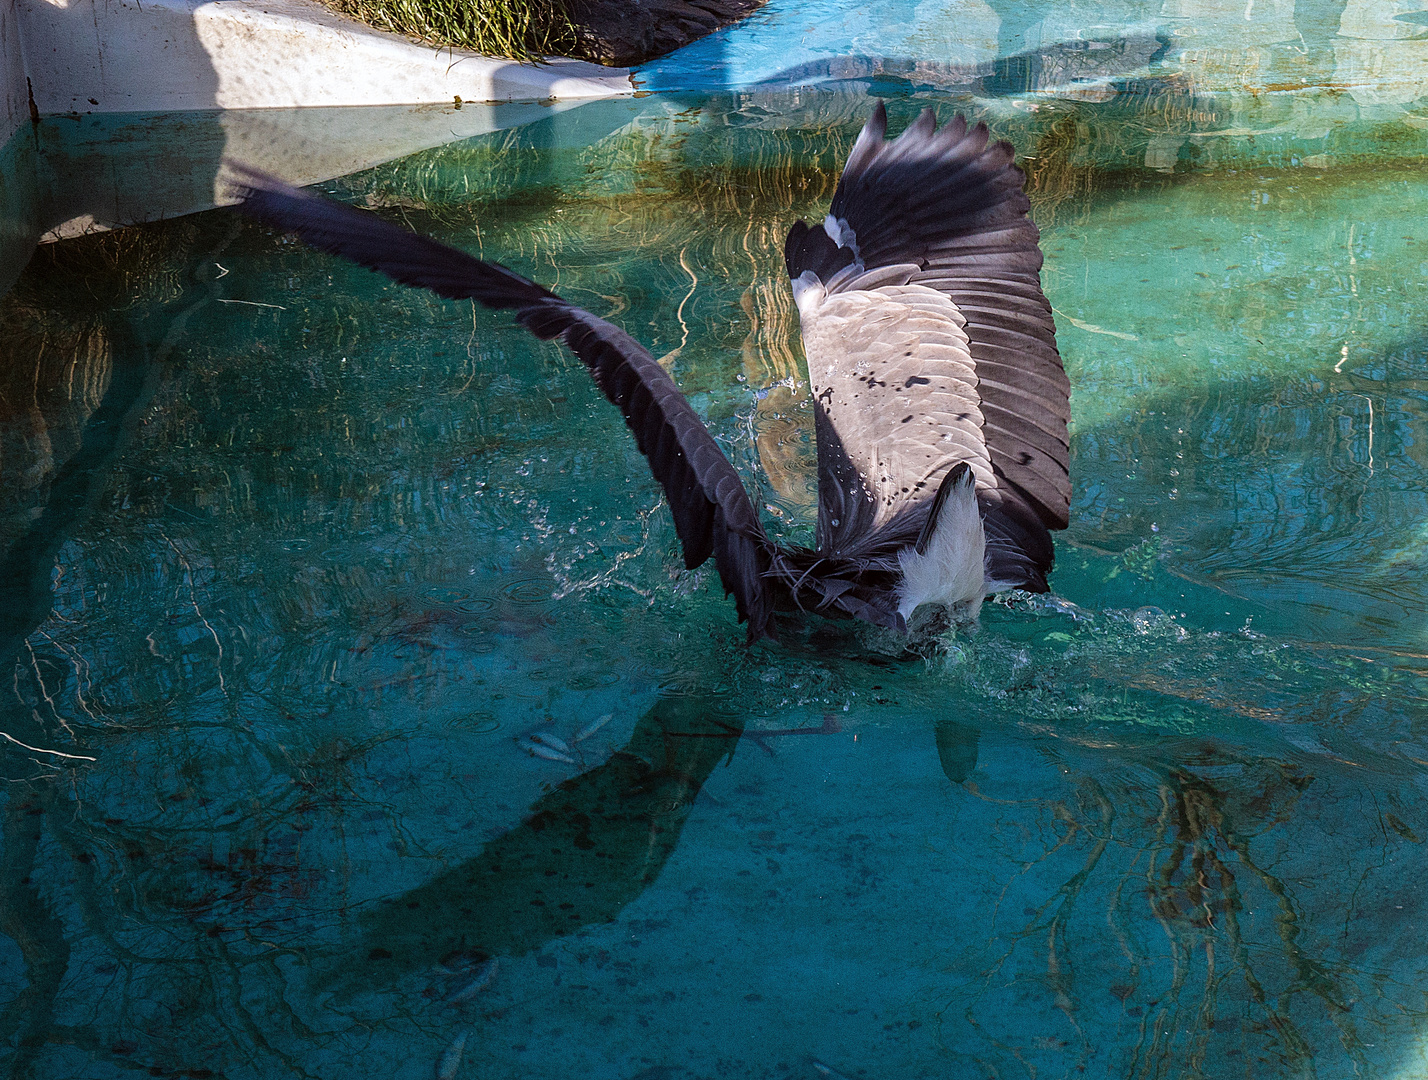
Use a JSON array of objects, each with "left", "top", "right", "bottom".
[{"left": 3, "top": 85, "right": 1428, "bottom": 1079}]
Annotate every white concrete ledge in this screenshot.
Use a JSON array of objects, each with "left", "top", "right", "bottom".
[{"left": 19, "top": 0, "right": 633, "bottom": 113}]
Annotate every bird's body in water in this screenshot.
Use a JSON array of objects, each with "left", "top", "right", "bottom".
[{"left": 229, "top": 103, "right": 1069, "bottom": 643}]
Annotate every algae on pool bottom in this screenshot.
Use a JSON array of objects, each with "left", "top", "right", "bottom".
[{"left": 2, "top": 90, "right": 1428, "bottom": 1079}]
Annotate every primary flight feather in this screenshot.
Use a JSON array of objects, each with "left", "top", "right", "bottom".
[{"left": 228, "top": 103, "right": 1070, "bottom": 643}]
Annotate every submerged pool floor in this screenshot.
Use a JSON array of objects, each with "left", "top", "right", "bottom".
[{"left": 4, "top": 85, "right": 1428, "bottom": 1079}]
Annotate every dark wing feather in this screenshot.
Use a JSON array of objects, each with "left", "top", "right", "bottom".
[
  {"left": 826, "top": 103, "right": 1071, "bottom": 539},
  {"left": 226, "top": 162, "right": 558, "bottom": 308},
  {"left": 228, "top": 164, "right": 776, "bottom": 641}
]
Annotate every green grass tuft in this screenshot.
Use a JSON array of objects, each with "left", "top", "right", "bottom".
[{"left": 320, "top": 0, "right": 576, "bottom": 63}]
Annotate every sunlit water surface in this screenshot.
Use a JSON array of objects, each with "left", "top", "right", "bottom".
[{"left": 4, "top": 88, "right": 1428, "bottom": 1080}]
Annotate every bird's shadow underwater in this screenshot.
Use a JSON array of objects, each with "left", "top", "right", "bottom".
[
  {"left": 310, "top": 693, "right": 750, "bottom": 1003},
  {"left": 308, "top": 648, "right": 983, "bottom": 1005}
]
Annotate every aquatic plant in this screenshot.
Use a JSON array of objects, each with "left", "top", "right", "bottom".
[{"left": 316, "top": 0, "right": 576, "bottom": 63}]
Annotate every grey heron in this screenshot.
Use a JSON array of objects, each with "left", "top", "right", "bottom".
[{"left": 229, "top": 103, "right": 1070, "bottom": 643}]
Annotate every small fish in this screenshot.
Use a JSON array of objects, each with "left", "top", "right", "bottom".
[
  {"left": 1052, "top": 308, "right": 1138, "bottom": 341},
  {"left": 435, "top": 951, "right": 486, "bottom": 975},
  {"left": 445, "top": 958, "right": 498, "bottom": 1003},
  {"left": 755, "top": 716, "right": 843, "bottom": 737},
  {"left": 574, "top": 714, "right": 612, "bottom": 742},
  {"left": 518, "top": 739, "right": 575, "bottom": 763},
  {"left": 436, "top": 1029, "right": 469, "bottom": 1080},
  {"left": 811, "top": 1062, "right": 857, "bottom": 1080},
  {"left": 529, "top": 730, "right": 571, "bottom": 753}
]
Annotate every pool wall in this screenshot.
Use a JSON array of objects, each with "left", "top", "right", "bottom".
[
  {"left": 1, "top": 0, "right": 25, "bottom": 149},
  {"left": 0, "top": 0, "right": 634, "bottom": 293},
  {"left": 10, "top": 0, "right": 630, "bottom": 115}
]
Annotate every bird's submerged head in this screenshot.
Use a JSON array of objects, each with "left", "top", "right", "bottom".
[{"left": 790, "top": 270, "right": 826, "bottom": 317}]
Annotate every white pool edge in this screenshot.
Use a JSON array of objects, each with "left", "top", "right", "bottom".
[
  {"left": 1, "top": 0, "right": 632, "bottom": 148},
  {"left": 0, "top": 0, "right": 635, "bottom": 294}
]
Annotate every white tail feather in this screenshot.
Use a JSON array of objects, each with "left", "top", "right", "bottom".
[{"left": 897, "top": 471, "right": 985, "bottom": 623}]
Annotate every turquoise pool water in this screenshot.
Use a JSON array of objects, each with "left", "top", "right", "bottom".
[{"left": 4, "top": 82, "right": 1428, "bottom": 1079}]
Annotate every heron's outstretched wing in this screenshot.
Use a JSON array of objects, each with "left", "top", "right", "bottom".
[
  {"left": 785, "top": 104, "right": 1069, "bottom": 591},
  {"left": 228, "top": 164, "right": 776, "bottom": 640}
]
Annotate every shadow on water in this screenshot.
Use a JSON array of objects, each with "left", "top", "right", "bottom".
[
  {"left": 0, "top": 217, "right": 240, "bottom": 1078},
  {"left": 0, "top": 222, "right": 215, "bottom": 755},
  {"left": 0, "top": 326, "right": 150, "bottom": 1075},
  {"left": 933, "top": 719, "right": 980, "bottom": 785},
  {"left": 319, "top": 693, "right": 746, "bottom": 999},
  {"left": 0, "top": 326, "right": 156, "bottom": 668},
  {"left": 0, "top": 308, "right": 157, "bottom": 1075}
]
